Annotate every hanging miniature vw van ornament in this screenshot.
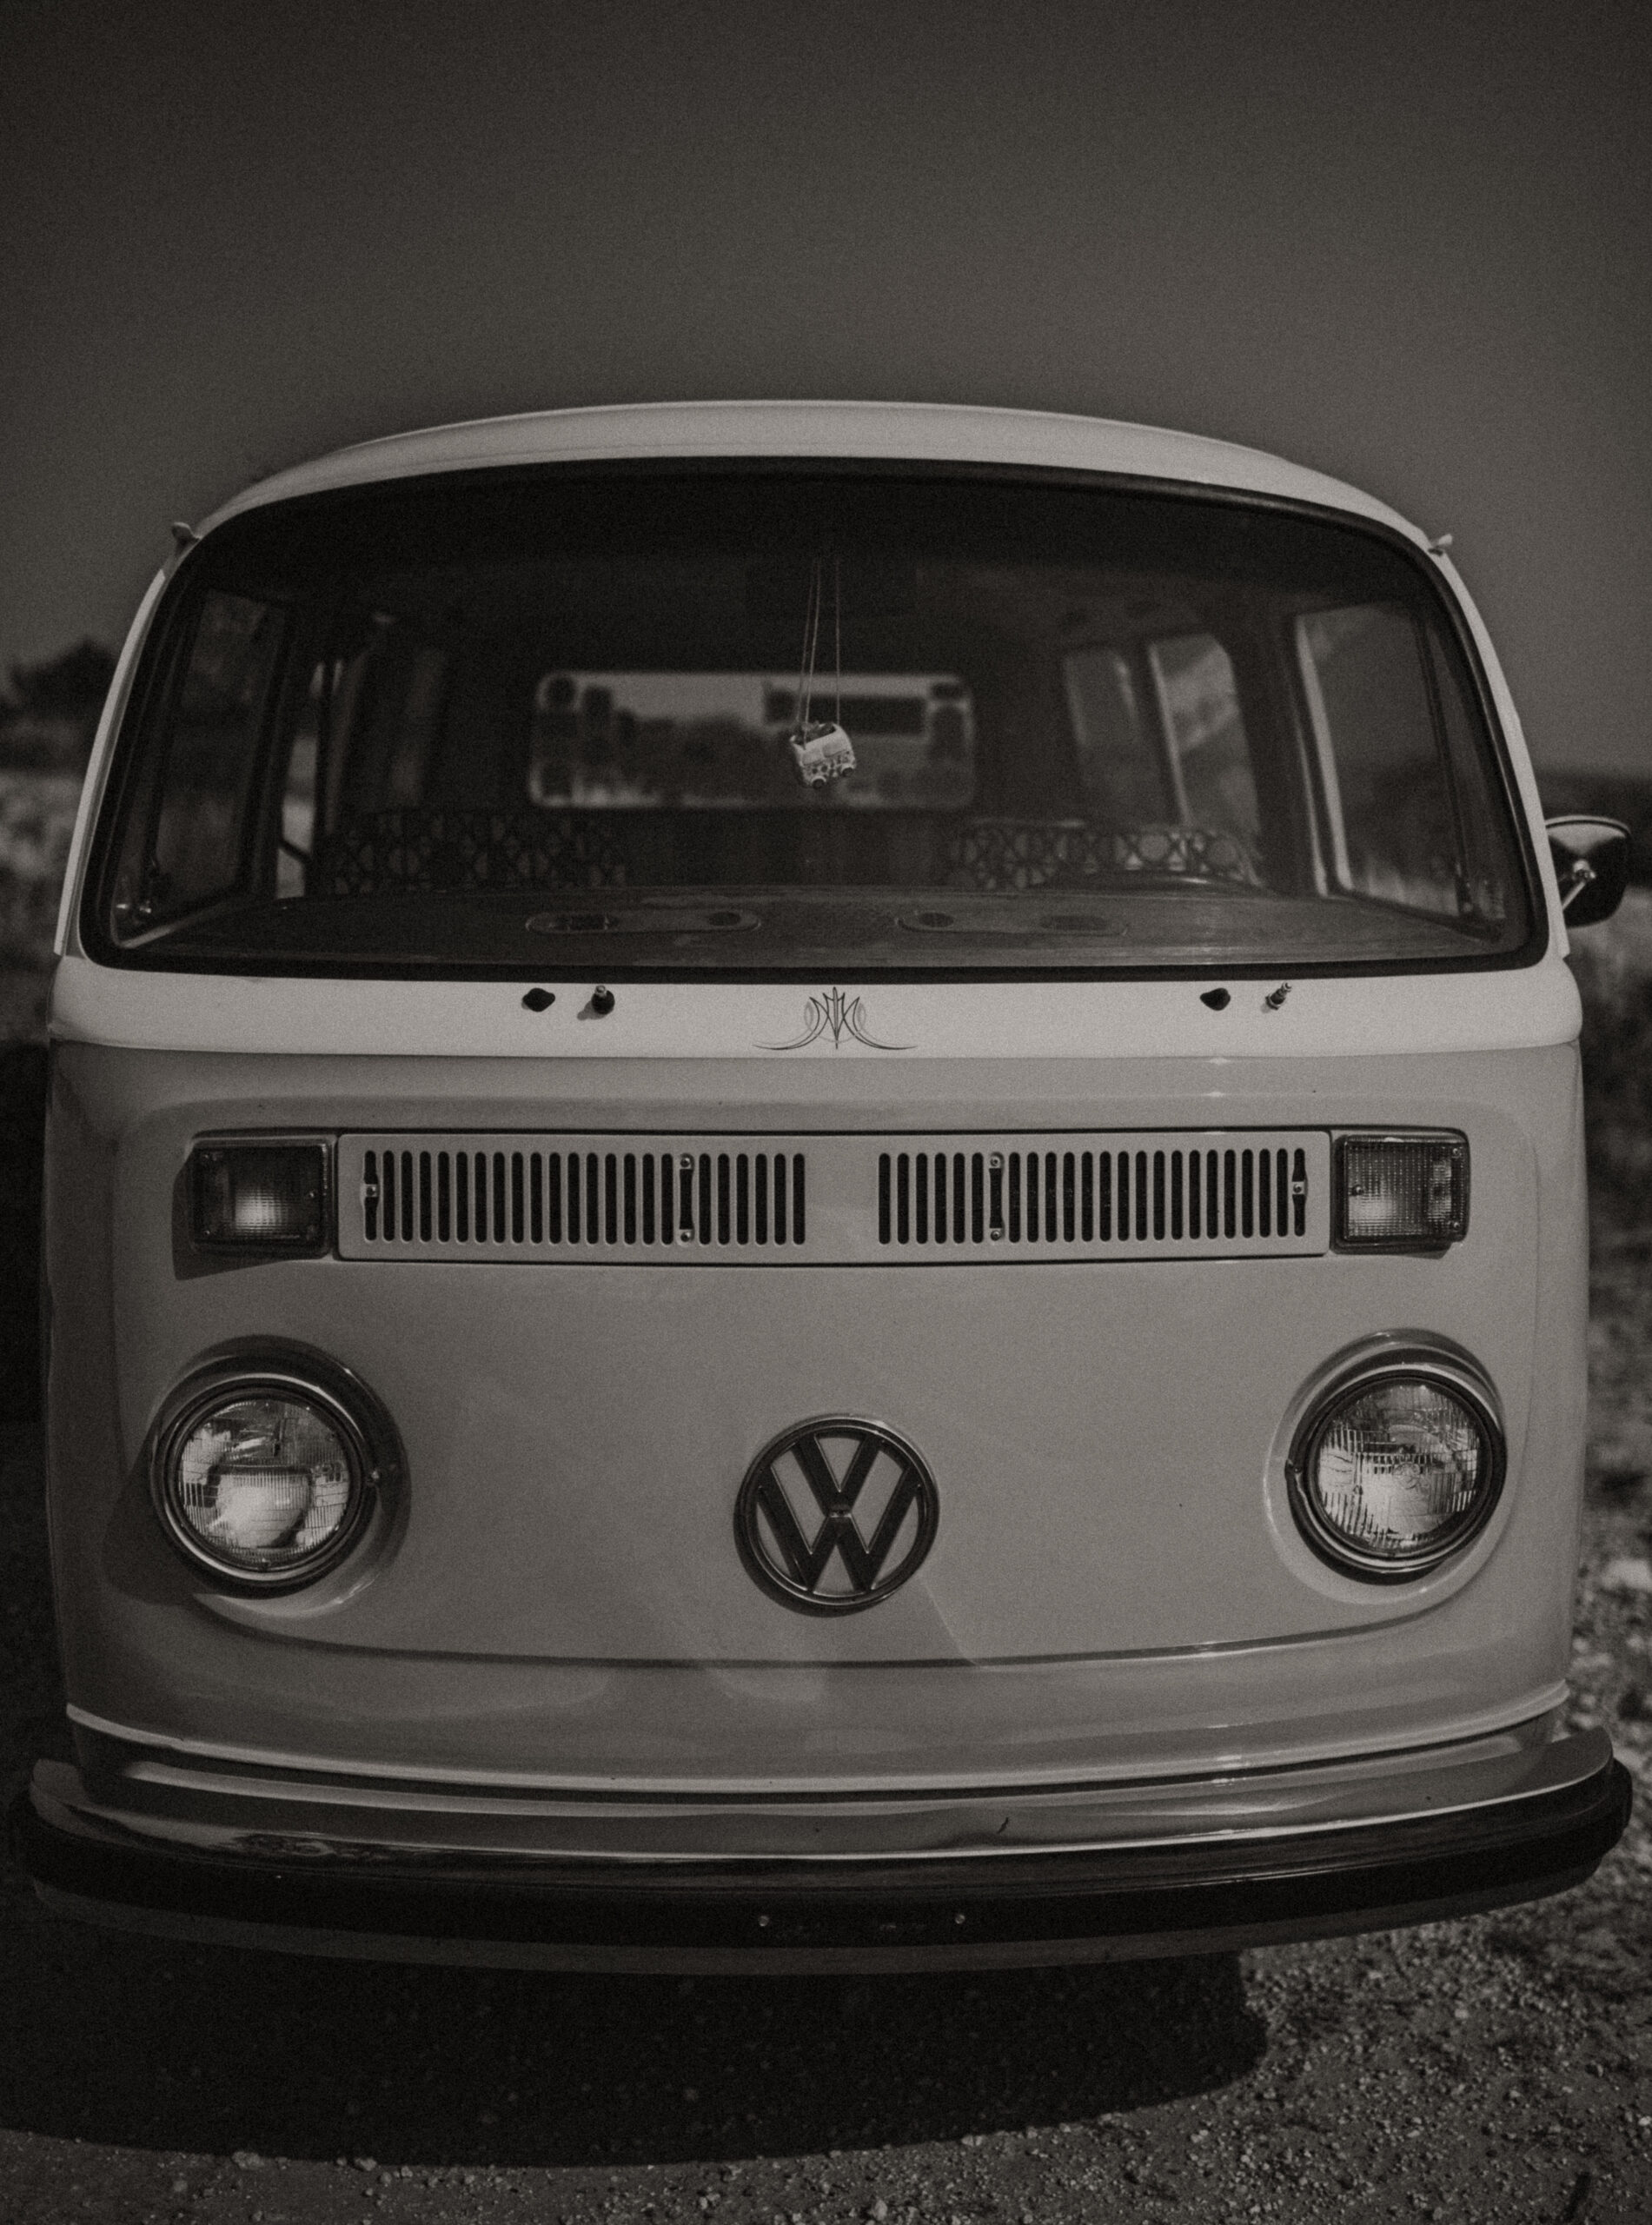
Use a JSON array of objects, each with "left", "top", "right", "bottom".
[
  {"left": 786, "top": 554, "right": 858, "bottom": 787},
  {"left": 789, "top": 720, "right": 857, "bottom": 787},
  {"left": 17, "top": 399, "right": 1632, "bottom": 1970}
]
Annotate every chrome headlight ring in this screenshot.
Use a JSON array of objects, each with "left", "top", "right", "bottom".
[
  {"left": 1284, "top": 1348, "right": 1506, "bottom": 1584},
  {"left": 148, "top": 1345, "right": 399, "bottom": 1592}
]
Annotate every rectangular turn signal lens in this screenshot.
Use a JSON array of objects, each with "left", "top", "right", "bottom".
[
  {"left": 190, "top": 1141, "right": 330, "bottom": 1253},
  {"left": 1334, "top": 1133, "right": 1468, "bottom": 1252}
]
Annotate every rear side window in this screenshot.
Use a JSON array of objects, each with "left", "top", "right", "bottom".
[
  {"left": 1147, "top": 633, "right": 1258, "bottom": 843},
  {"left": 1064, "top": 632, "right": 1263, "bottom": 873},
  {"left": 90, "top": 472, "right": 1534, "bottom": 977},
  {"left": 1064, "top": 648, "right": 1162, "bottom": 827}
]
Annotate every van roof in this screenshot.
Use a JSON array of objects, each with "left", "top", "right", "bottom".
[{"left": 199, "top": 399, "right": 1423, "bottom": 542}]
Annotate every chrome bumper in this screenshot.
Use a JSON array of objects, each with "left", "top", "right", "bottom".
[{"left": 12, "top": 1721, "right": 1631, "bottom": 1971}]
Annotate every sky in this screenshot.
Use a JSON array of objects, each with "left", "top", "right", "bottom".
[{"left": 2, "top": 0, "right": 1649, "bottom": 770}]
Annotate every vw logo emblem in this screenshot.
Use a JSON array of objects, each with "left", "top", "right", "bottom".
[{"left": 735, "top": 1418, "right": 939, "bottom": 1615}]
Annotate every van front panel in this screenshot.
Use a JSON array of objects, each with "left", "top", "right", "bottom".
[{"left": 44, "top": 1034, "right": 1583, "bottom": 1787}]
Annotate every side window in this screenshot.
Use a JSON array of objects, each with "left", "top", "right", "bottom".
[
  {"left": 1146, "top": 634, "right": 1259, "bottom": 840},
  {"left": 1063, "top": 648, "right": 1168, "bottom": 825},
  {"left": 144, "top": 591, "right": 285, "bottom": 920},
  {"left": 1427, "top": 632, "right": 1512, "bottom": 923},
  {"left": 1296, "top": 605, "right": 1494, "bottom": 918}
]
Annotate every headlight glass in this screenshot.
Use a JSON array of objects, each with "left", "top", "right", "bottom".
[
  {"left": 1290, "top": 1367, "right": 1502, "bottom": 1577},
  {"left": 155, "top": 1375, "right": 378, "bottom": 1585}
]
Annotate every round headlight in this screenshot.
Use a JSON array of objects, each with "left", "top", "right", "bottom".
[
  {"left": 151, "top": 1357, "right": 389, "bottom": 1588},
  {"left": 1287, "top": 1362, "right": 1503, "bottom": 1580}
]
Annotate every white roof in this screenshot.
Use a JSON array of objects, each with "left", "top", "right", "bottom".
[{"left": 200, "top": 400, "right": 1422, "bottom": 542}]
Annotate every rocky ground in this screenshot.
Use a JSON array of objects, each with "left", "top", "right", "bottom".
[{"left": 3, "top": 915, "right": 1651, "bottom": 2223}]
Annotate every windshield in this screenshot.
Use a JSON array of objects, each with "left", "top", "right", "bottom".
[{"left": 90, "top": 468, "right": 1535, "bottom": 977}]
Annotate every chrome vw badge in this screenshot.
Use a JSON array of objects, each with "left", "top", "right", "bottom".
[{"left": 735, "top": 1418, "right": 939, "bottom": 1614}]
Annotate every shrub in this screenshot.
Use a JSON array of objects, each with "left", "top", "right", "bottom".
[{"left": 1569, "top": 891, "right": 1652, "bottom": 1225}]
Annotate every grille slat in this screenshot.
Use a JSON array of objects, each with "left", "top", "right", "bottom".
[{"left": 343, "top": 1130, "right": 1324, "bottom": 1262}]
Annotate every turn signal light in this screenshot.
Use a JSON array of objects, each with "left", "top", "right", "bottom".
[
  {"left": 1333, "top": 1133, "right": 1467, "bottom": 1252},
  {"left": 189, "top": 1140, "right": 330, "bottom": 1253}
]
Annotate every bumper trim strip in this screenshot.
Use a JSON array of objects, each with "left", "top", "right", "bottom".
[{"left": 13, "top": 1753, "right": 1631, "bottom": 1973}]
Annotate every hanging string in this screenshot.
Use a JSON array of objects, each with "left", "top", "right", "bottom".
[
  {"left": 792, "top": 555, "right": 845, "bottom": 734},
  {"left": 784, "top": 550, "right": 857, "bottom": 789},
  {"left": 794, "top": 558, "right": 822, "bottom": 732},
  {"left": 833, "top": 555, "right": 842, "bottom": 728}
]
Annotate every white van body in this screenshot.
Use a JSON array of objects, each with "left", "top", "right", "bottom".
[{"left": 17, "top": 402, "right": 1629, "bottom": 1968}]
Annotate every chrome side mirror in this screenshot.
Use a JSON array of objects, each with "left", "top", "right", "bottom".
[{"left": 1545, "top": 814, "right": 1630, "bottom": 927}]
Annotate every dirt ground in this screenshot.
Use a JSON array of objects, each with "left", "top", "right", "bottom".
[{"left": 3, "top": 932, "right": 1651, "bottom": 2221}]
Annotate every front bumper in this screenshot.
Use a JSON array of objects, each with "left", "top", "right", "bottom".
[{"left": 11, "top": 1722, "right": 1632, "bottom": 1972}]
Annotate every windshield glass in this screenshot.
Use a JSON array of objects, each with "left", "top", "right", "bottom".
[{"left": 92, "top": 469, "right": 1534, "bottom": 976}]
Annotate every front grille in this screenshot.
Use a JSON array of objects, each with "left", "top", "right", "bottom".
[
  {"left": 878, "top": 1141, "right": 1310, "bottom": 1252},
  {"left": 337, "top": 1130, "right": 1327, "bottom": 1263},
  {"left": 345, "top": 1138, "right": 806, "bottom": 1258}
]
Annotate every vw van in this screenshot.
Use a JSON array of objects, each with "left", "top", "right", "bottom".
[{"left": 14, "top": 402, "right": 1634, "bottom": 1969}]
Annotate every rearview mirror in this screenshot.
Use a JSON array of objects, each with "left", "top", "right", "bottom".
[{"left": 1545, "top": 814, "right": 1631, "bottom": 927}]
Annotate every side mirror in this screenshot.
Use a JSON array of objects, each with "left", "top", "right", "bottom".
[{"left": 1545, "top": 814, "right": 1631, "bottom": 928}]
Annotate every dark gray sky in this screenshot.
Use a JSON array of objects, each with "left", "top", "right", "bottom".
[{"left": 3, "top": 0, "right": 1649, "bottom": 768}]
